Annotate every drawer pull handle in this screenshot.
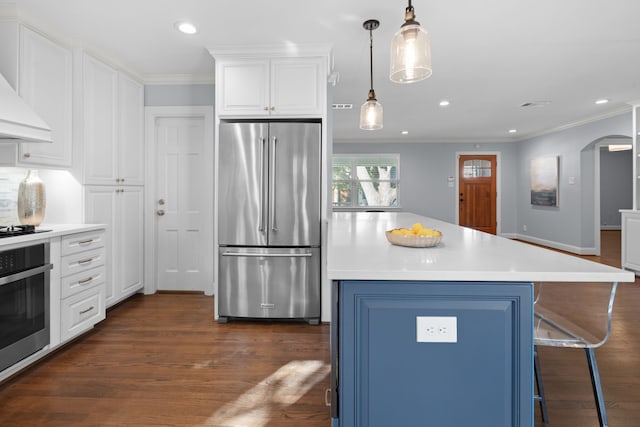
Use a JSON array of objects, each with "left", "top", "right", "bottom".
[
  {"left": 78, "top": 239, "right": 94, "bottom": 245},
  {"left": 78, "top": 258, "right": 94, "bottom": 265},
  {"left": 79, "top": 306, "right": 94, "bottom": 315},
  {"left": 78, "top": 277, "right": 94, "bottom": 285},
  {"left": 260, "top": 303, "right": 275, "bottom": 309},
  {"left": 325, "top": 388, "right": 331, "bottom": 407}
]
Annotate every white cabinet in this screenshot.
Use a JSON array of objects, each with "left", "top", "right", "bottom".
[
  {"left": 80, "top": 52, "right": 144, "bottom": 185},
  {"left": 621, "top": 211, "right": 640, "bottom": 273},
  {"left": 216, "top": 57, "right": 325, "bottom": 117},
  {"left": 0, "top": 23, "right": 72, "bottom": 167},
  {"left": 59, "top": 230, "right": 106, "bottom": 342},
  {"left": 79, "top": 52, "right": 144, "bottom": 307},
  {"left": 84, "top": 186, "right": 144, "bottom": 307}
]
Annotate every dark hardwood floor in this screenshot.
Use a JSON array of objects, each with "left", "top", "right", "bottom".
[
  {"left": 0, "top": 296, "right": 331, "bottom": 426},
  {"left": 0, "top": 230, "right": 637, "bottom": 426}
]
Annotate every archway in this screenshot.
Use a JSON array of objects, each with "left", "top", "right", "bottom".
[{"left": 583, "top": 135, "right": 632, "bottom": 256}]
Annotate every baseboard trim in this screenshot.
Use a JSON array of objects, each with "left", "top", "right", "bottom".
[
  {"left": 600, "top": 225, "right": 622, "bottom": 231},
  {"left": 505, "top": 233, "right": 597, "bottom": 255}
]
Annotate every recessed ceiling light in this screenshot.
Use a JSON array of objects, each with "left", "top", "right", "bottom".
[
  {"left": 175, "top": 21, "right": 197, "bottom": 35},
  {"left": 401, "top": 131, "right": 409, "bottom": 135},
  {"left": 508, "top": 129, "right": 517, "bottom": 134},
  {"left": 439, "top": 100, "right": 450, "bottom": 107},
  {"left": 595, "top": 98, "right": 609, "bottom": 105}
]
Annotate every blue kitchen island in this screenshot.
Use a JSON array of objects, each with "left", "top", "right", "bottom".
[{"left": 327, "top": 212, "right": 634, "bottom": 427}]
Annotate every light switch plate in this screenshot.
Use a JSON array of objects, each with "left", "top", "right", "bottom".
[{"left": 416, "top": 316, "right": 458, "bottom": 343}]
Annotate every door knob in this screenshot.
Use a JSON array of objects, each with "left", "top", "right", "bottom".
[
  {"left": 158, "top": 198, "right": 165, "bottom": 205},
  {"left": 157, "top": 209, "right": 165, "bottom": 216}
]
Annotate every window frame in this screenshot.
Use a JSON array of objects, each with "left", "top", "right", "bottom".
[{"left": 331, "top": 153, "right": 401, "bottom": 211}]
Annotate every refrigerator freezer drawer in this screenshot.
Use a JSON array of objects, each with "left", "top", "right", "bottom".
[{"left": 218, "top": 247, "right": 320, "bottom": 320}]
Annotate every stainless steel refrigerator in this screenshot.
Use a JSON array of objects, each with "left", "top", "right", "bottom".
[{"left": 217, "top": 121, "right": 321, "bottom": 323}]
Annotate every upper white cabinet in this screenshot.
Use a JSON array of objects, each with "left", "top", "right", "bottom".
[
  {"left": 79, "top": 52, "right": 144, "bottom": 185},
  {"left": 0, "top": 23, "right": 73, "bottom": 167},
  {"left": 215, "top": 56, "right": 326, "bottom": 117}
]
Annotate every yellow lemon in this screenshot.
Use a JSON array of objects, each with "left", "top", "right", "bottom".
[{"left": 412, "top": 222, "right": 424, "bottom": 233}]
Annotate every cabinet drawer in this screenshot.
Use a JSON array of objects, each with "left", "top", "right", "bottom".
[
  {"left": 60, "top": 265, "right": 106, "bottom": 299},
  {"left": 61, "top": 230, "right": 105, "bottom": 256},
  {"left": 60, "top": 247, "right": 105, "bottom": 277},
  {"left": 60, "top": 285, "right": 105, "bottom": 342}
]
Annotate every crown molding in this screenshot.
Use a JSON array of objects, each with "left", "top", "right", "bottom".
[{"left": 515, "top": 106, "right": 632, "bottom": 142}]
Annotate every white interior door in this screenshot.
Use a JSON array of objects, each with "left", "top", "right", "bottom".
[{"left": 154, "top": 114, "right": 213, "bottom": 291}]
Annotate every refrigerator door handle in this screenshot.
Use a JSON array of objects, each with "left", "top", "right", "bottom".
[
  {"left": 259, "top": 137, "right": 266, "bottom": 232},
  {"left": 270, "top": 136, "right": 278, "bottom": 232},
  {"left": 221, "top": 251, "right": 313, "bottom": 258}
]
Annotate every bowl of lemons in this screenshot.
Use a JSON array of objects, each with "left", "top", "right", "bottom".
[{"left": 386, "top": 222, "right": 442, "bottom": 248}]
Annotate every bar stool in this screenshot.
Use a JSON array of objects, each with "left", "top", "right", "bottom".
[{"left": 533, "top": 281, "right": 618, "bottom": 427}]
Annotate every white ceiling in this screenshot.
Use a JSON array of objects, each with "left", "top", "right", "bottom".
[{"left": 6, "top": 0, "right": 640, "bottom": 143}]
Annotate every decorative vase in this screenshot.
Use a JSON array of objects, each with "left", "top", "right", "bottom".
[{"left": 17, "top": 170, "right": 46, "bottom": 226}]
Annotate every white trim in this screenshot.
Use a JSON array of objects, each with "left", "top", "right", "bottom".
[
  {"left": 594, "top": 141, "right": 602, "bottom": 257},
  {"left": 509, "top": 233, "right": 597, "bottom": 256},
  {"left": 144, "top": 106, "right": 215, "bottom": 296},
  {"left": 454, "top": 152, "right": 502, "bottom": 235},
  {"left": 601, "top": 225, "right": 622, "bottom": 230}
]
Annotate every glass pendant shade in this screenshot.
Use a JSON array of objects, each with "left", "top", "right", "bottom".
[
  {"left": 360, "top": 95, "right": 383, "bottom": 130},
  {"left": 390, "top": 22, "right": 432, "bottom": 83}
]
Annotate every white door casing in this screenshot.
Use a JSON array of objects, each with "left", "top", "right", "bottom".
[{"left": 144, "top": 106, "right": 214, "bottom": 294}]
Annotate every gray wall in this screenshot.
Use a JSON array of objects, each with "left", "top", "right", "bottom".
[
  {"left": 515, "top": 112, "right": 631, "bottom": 252},
  {"left": 600, "top": 148, "right": 633, "bottom": 228},
  {"left": 145, "top": 84, "right": 214, "bottom": 106},
  {"left": 333, "top": 142, "right": 519, "bottom": 234}
]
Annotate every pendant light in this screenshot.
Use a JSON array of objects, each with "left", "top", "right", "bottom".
[
  {"left": 360, "top": 19, "right": 383, "bottom": 130},
  {"left": 390, "top": 0, "right": 432, "bottom": 84}
]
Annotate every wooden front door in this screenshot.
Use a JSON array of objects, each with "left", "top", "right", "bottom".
[{"left": 458, "top": 155, "right": 497, "bottom": 234}]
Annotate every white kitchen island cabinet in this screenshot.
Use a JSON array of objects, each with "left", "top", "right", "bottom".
[
  {"left": 214, "top": 57, "right": 326, "bottom": 117},
  {"left": 327, "top": 212, "right": 634, "bottom": 427},
  {"left": 0, "top": 22, "right": 73, "bottom": 167},
  {"left": 84, "top": 186, "right": 144, "bottom": 307}
]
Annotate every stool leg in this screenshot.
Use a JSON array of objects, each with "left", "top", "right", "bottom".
[
  {"left": 585, "top": 348, "right": 609, "bottom": 427},
  {"left": 534, "top": 347, "right": 549, "bottom": 426}
]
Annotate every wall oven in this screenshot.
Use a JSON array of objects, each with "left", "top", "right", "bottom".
[{"left": 0, "top": 242, "right": 53, "bottom": 372}]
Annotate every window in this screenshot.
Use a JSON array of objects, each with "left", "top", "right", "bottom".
[
  {"left": 332, "top": 154, "right": 399, "bottom": 209},
  {"left": 462, "top": 159, "right": 492, "bottom": 178}
]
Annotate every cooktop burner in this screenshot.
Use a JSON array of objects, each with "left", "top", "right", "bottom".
[{"left": 0, "top": 225, "right": 51, "bottom": 238}]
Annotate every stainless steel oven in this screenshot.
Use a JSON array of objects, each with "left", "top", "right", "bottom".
[{"left": 0, "top": 242, "right": 53, "bottom": 372}]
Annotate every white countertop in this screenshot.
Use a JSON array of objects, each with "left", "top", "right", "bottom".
[
  {"left": 0, "top": 224, "right": 106, "bottom": 248},
  {"left": 327, "top": 212, "right": 635, "bottom": 283}
]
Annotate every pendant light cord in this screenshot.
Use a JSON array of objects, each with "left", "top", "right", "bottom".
[{"left": 369, "top": 27, "right": 374, "bottom": 93}]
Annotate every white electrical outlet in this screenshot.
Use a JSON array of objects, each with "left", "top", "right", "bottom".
[{"left": 416, "top": 316, "right": 457, "bottom": 343}]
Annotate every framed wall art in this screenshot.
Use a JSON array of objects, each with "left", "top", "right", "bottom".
[{"left": 530, "top": 156, "right": 559, "bottom": 206}]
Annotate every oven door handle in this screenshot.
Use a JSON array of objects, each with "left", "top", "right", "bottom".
[{"left": 0, "top": 264, "right": 53, "bottom": 286}]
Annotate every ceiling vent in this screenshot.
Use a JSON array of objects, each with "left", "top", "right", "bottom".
[
  {"left": 521, "top": 101, "right": 552, "bottom": 108},
  {"left": 332, "top": 103, "right": 353, "bottom": 110}
]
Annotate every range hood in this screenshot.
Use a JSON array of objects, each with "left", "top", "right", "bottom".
[{"left": 0, "top": 73, "right": 52, "bottom": 143}]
